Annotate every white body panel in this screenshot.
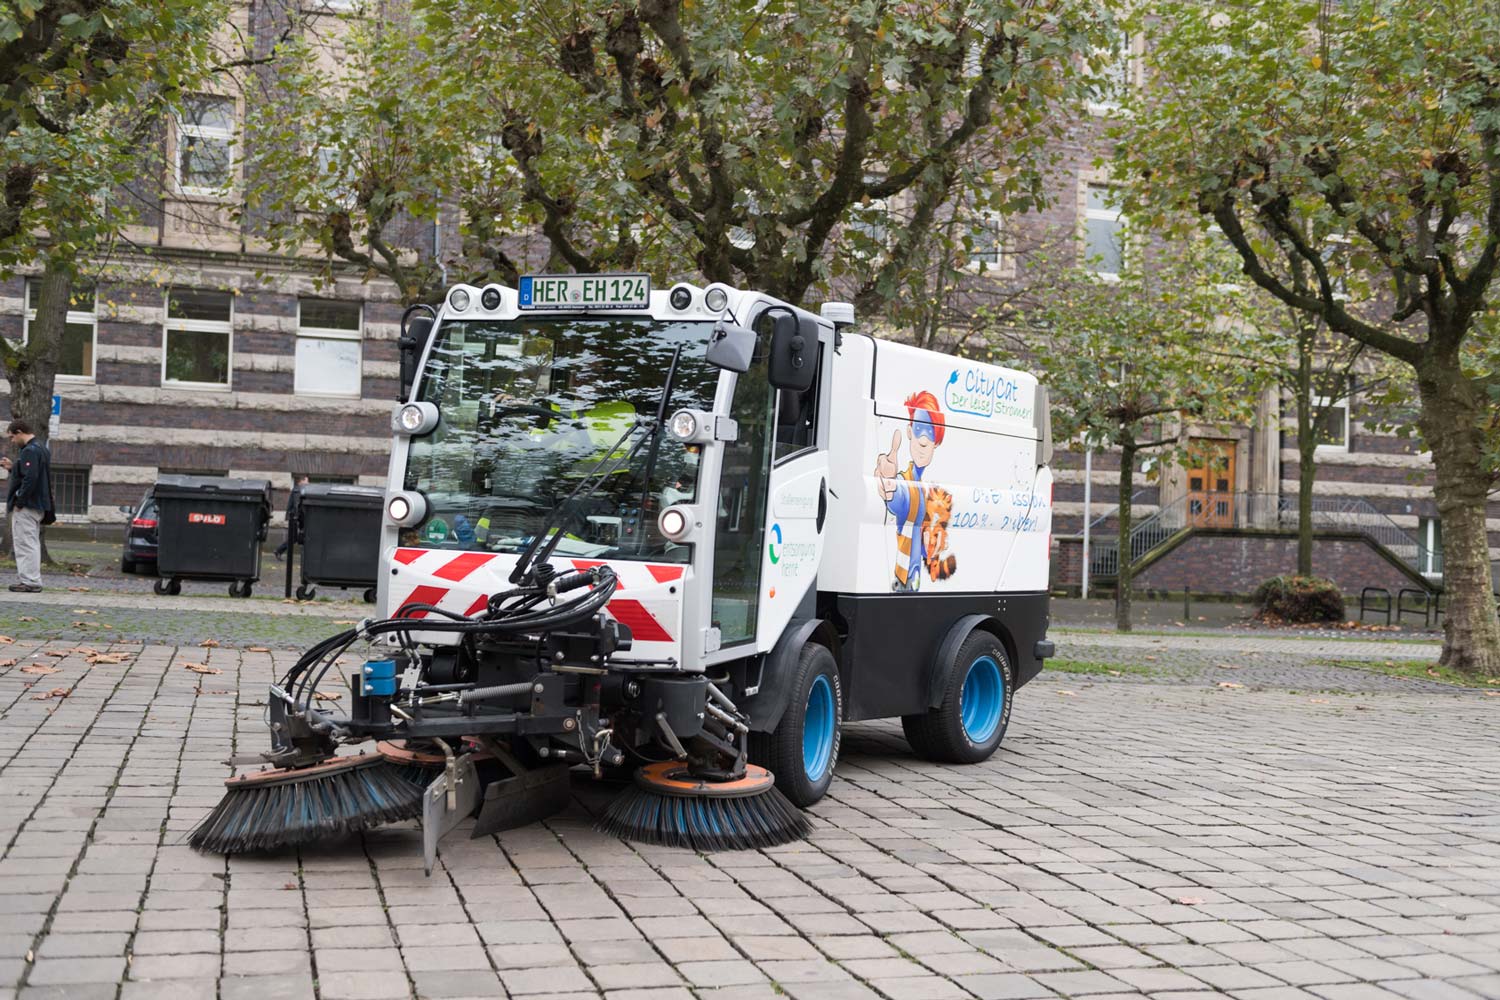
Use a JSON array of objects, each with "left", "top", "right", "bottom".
[{"left": 821, "top": 336, "right": 1052, "bottom": 596}]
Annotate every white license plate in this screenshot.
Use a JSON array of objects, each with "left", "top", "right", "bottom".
[{"left": 519, "top": 273, "right": 650, "bottom": 310}]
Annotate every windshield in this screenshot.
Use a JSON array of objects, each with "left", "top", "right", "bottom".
[{"left": 402, "top": 316, "right": 720, "bottom": 561}]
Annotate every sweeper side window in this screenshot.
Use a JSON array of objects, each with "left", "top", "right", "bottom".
[{"left": 403, "top": 316, "right": 719, "bottom": 560}]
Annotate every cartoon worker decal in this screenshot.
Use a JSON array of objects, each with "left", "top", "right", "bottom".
[{"left": 874, "top": 390, "right": 958, "bottom": 591}]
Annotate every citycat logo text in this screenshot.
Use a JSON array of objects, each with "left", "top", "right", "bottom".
[{"left": 944, "top": 368, "right": 1033, "bottom": 421}]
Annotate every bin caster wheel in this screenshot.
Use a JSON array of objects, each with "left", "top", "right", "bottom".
[
  {"left": 362, "top": 588, "right": 376, "bottom": 604},
  {"left": 229, "top": 581, "right": 253, "bottom": 598},
  {"left": 153, "top": 578, "right": 170, "bottom": 596},
  {"left": 169, "top": 579, "right": 182, "bottom": 596},
  {"left": 295, "top": 585, "right": 315, "bottom": 601}
]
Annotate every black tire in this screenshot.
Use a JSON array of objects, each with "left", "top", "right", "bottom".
[
  {"left": 229, "top": 581, "right": 253, "bottom": 598},
  {"left": 749, "top": 643, "right": 841, "bottom": 808},
  {"left": 362, "top": 588, "right": 376, "bottom": 604},
  {"left": 121, "top": 557, "right": 135, "bottom": 574},
  {"left": 153, "top": 578, "right": 171, "bottom": 596},
  {"left": 902, "top": 632, "right": 1013, "bottom": 765},
  {"left": 295, "top": 585, "right": 315, "bottom": 601},
  {"left": 168, "top": 579, "right": 182, "bottom": 596}
]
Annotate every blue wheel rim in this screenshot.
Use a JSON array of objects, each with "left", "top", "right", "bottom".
[
  {"left": 960, "top": 655, "right": 1004, "bottom": 743},
  {"left": 802, "top": 674, "right": 835, "bottom": 782}
]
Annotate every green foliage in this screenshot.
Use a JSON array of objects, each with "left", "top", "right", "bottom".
[
  {"left": 1252, "top": 575, "right": 1346, "bottom": 624},
  {"left": 246, "top": 0, "right": 1116, "bottom": 307}
]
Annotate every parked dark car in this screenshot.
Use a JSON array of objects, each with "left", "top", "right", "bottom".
[{"left": 120, "top": 490, "right": 159, "bottom": 574}]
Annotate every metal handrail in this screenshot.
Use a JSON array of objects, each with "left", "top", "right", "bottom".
[{"left": 1087, "top": 490, "right": 1434, "bottom": 581}]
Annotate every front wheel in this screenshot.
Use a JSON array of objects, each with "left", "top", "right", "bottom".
[
  {"left": 295, "top": 585, "right": 315, "bottom": 601},
  {"left": 902, "top": 632, "right": 1013, "bottom": 764},
  {"left": 750, "top": 643, "right": 841, "bottom": 808}
]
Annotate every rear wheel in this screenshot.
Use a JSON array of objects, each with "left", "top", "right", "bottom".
[
  {"left": 121, "top": 557, "right": 136, "bottom": 574},
  {"left": 295, "top": 585, "right": 316, "bottom": 601},
  {"left": 902, "top": 632, "right": 1013, "bottom": 764},
  {"left": 153, "top": 578, "right": 171, "bottom": 596},
  {"left": 362, "top": 588, "right": 376, "bottom": 604},
  {"left": 751, "top": 643, "right": 841, "bottom": 808}
]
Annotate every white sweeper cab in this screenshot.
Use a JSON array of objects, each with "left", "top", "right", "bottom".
[{"left": 191, "top": 274, "right": 1054, "bottom": 862}]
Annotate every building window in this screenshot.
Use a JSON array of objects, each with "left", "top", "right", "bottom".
[
  {"left": 1083, "top": 184, "right": 1125, "bottom": 278},
  {"left": 53, "top": 465, "right": 91, "bottom": 517},
  {"left": 1313, "top": 374, "right": 1351, "bottom": 452},
  {"left": 175, "top": 95, "right": 235, "bottom": 194},
  {"left": 966, "top": 209, "right": 1005, "bottom": 273},
  {"left": 1419, "top": 516, "right": 1443, "bottom": 578},
  {"left": 164, "top": 289, "right": 233, "bottom": 388},
  {"left": 295, "top": 299, "right": 363, "bottom": 397},
  {"left": 1089, "top": 31, "right": 1136, "bottom": 112},
  {"left": 24, "top": 280, "right": 96, "bottom": 380}
]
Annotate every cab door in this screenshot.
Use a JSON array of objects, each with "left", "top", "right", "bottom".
[{"left": 706, "top": 315, "right": 831, "bottom": 656}]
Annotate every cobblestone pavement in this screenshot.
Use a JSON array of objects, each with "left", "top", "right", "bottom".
[{"left": 2, "top": 635, "right": 1498, "bottom": 1000}]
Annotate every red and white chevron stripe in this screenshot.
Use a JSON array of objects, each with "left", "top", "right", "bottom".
[{"left": 385, "top": 547, "right": 686, "bottom": 650}]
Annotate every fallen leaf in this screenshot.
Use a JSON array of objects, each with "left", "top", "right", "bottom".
[
  {"left": 1107, "top": 670, "right": 1122, "bottom": 677},
  {"left": 1144, "top": 655, "right": 1158, "bottom": 662},
  {"left": 71, "top": 609, "right": 97, "bottom": 615},
  {"left": 1217, "top": 681, "right": 1244, "bottom": 690},
  {"left": 44, "top": 651, "right": 68, "bottom": 658},
  {"left": 246, "top": 646, "right": 271, "bottom": 653},
  {"left": 1484, "top": 691, "right": 1500, "bottom": 697},
  {"left": 199, "top": 639, "right": 221, "bottom": 648},
  {"left": 1176, "top": 896, "right": 1205, "bottom": 905},
  {"left": 1355, "top": 705, "right": 1370, "bottom": 711},
  {"left": 67, "top": 587, "right": 89, "bottom": 592},
  {"left": 197, "top": 689, "right": 231, "bottom": 696},
  {"left": 0, "top": 658, "right": 15, "bottom": 667},
  {"left": 21, "top": 664, "right": 59, "bottom": 675},
  {"left": 333, "top": 620, "right": 357, "bottom": 625},
  {"left": 1426, "top": 668, "right": 1439, "bottom": 677},
  {"left": 0, "top": 635, "right": 13, "bottom": 644},
  {"left": 85, "top": 653, "right": 126, "bottom": 665},
  {"left": 1310, "top": 698, "right": 1330, "bottom": 704},
  {"left": 1217, "top": 663, "right": 1242, "bottom": 670},
  {"left": 183, "top": 662, "right": 221, "bottom": 675},
  {"left": 1172, "top": 621, "right": 1186, "bottom": 627},
  {"left": 31, "top": 687, "right": 70, "bottom": 701},
  {"left": 1057, "top": 690, "right": 1077, "bottom": 697},
  {"left": 70, "top": 621, "right": 91, "bottom": 628},
  {"left": 283, "top": 882, "right": 297, "bottom": 890},
  {"left": 313, "top": 691, "right": 342, "bottom": 702},
  {"left": 99, "top": 624, "right": 113, "bottom": 630},
  {"left": 18, "top": 616, "right": 36, "bottom": 622}
]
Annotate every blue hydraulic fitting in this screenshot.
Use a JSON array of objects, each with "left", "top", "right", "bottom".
[{"left": 361, "top": 659, "right": 398, "bottom": 697}]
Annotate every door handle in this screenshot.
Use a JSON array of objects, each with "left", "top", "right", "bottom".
[{"left": 816, "top": 477, "right": 827, "bottom": 533}]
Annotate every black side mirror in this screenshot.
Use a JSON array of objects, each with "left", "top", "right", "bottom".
[
  {"left": 398, "top": 305, "right": 437, "bottom": 402},
  {"left": 768, "top": 311, "right": 816, "bottom": 392}
]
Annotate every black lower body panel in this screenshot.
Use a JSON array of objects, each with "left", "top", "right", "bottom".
[{"left": 828, "top": 590, "right": 1051, "bottom": 723}]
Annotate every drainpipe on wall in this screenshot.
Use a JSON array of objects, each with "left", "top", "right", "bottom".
[{"left": 1081, "top": 447, "right": 1092, "bottom": 600}]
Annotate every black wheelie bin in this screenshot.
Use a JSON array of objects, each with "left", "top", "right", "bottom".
[
  {"left": 294, "top": 483, "right": 384, "bottom": 602},
  {"left": 152, "top": 475, "right": 272, "bottom": 597}
]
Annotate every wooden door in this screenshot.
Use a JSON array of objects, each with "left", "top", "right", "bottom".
[{"left": 1185, "top": 439, "right": 1236, "bottom": 528}]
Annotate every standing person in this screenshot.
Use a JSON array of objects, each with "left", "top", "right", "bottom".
[
  {"left": 274, "top": 475, "right": 309, "bottom": 560},
  {"left": 3, "top": 419, "right": 52, "bottom": 593}
]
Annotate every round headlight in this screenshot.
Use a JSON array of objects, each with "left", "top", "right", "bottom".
[
  {"left": 388, "top": 495, "right": 411, "bottom": 522},
  {"left": 481, "top": 286, "right": 502, "bottom": 310},
  {"left": 669, "top": 285, "right": 693, "bottom": 310},
  {"left": 704, "top": 287, "right": 729, "bottom": 312},
  {"left": 669, "top": 410, "right": 698, "bottom": 441},
  {"left": 659, "top": 506, "right": 689, "bottom": 540},
  {"left": 449, "top": 288, "right": 471, "bottom": 311},
  {"left": 397, "top": 404, "right": 425, "bottom": 433}
]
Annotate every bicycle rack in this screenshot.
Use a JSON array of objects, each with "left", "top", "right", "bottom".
[
  {"left": 1396, "top": 588, "right": 1430, "bottom": 627},
  {"left": 1359, "top": 587, "right": 1391, "bottom": 625}
]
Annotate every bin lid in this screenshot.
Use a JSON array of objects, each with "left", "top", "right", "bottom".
[
  {"left": 154, "top": 475, "right": 272, "bottom": 505},
  {"left": 298, "top": 483, "right": 386, "bottom": 509}
]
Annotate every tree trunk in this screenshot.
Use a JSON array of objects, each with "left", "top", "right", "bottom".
[
  {"left": 1115, "top": 440, "right": 1137, "bottom": 632},
  {"left": 0, "top": 255, "right": 69, "bottom": 561},
  {"left": 1414, "top": 350, "right": 1500, "bottom": 677},
  {"left": 1295, "top": 335, "right": 1315, "bottom": 576}
]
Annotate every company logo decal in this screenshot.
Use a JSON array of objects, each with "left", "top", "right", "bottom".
[
  {"left": 767, "top": 523, "right": 782, "bottom": 564},
  {"left": 188, "top": 512, "right": 226, "bottom": 525},
  {"left": 944, "top": 368, "right": 1033, "bottom": 421}
]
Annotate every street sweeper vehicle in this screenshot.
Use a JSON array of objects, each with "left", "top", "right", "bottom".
[{"left": 191, "top": 275, "right": 1055, "bottom": 861}]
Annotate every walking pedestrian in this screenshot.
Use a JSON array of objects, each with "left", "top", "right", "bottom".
[{"left": 3, "top": 419, "right": 52, "bottom": 593}]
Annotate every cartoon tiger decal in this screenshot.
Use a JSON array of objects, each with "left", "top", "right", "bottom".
[{"left": 922, "top": 486, "right": 958, "bottom": 582}]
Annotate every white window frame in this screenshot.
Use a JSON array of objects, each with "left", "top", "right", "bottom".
[
  {"left": 23, "top": 280, "right": 97, "bottom": 382},
  {"left": 1088, "top": 32, "right": 1138, "bottom": 114},
  {"left": 965, "top": 208, "right": 1007, "bottom": 275},
  {"left": 1083, "top": 182, "right": 1126, "bottom": 280},
  {"left": 162, "top": 290, "right": 234, "bottom": 390},
  {"left": 1418, "top": 516, "right": 1443, "bottom": 580},
  {"left": 295, "top": 299, "right": 364, "bottom": 398},
  {"left": 174, "top": 95, "right": 236, "bottom": 197},
  {"left": 1312, "top": 375, "right": 1351, "bottom": 454}
]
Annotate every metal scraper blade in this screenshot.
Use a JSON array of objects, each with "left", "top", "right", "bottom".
[{"left": 421, "top": 754, "right": 479, "bottom": 876}]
